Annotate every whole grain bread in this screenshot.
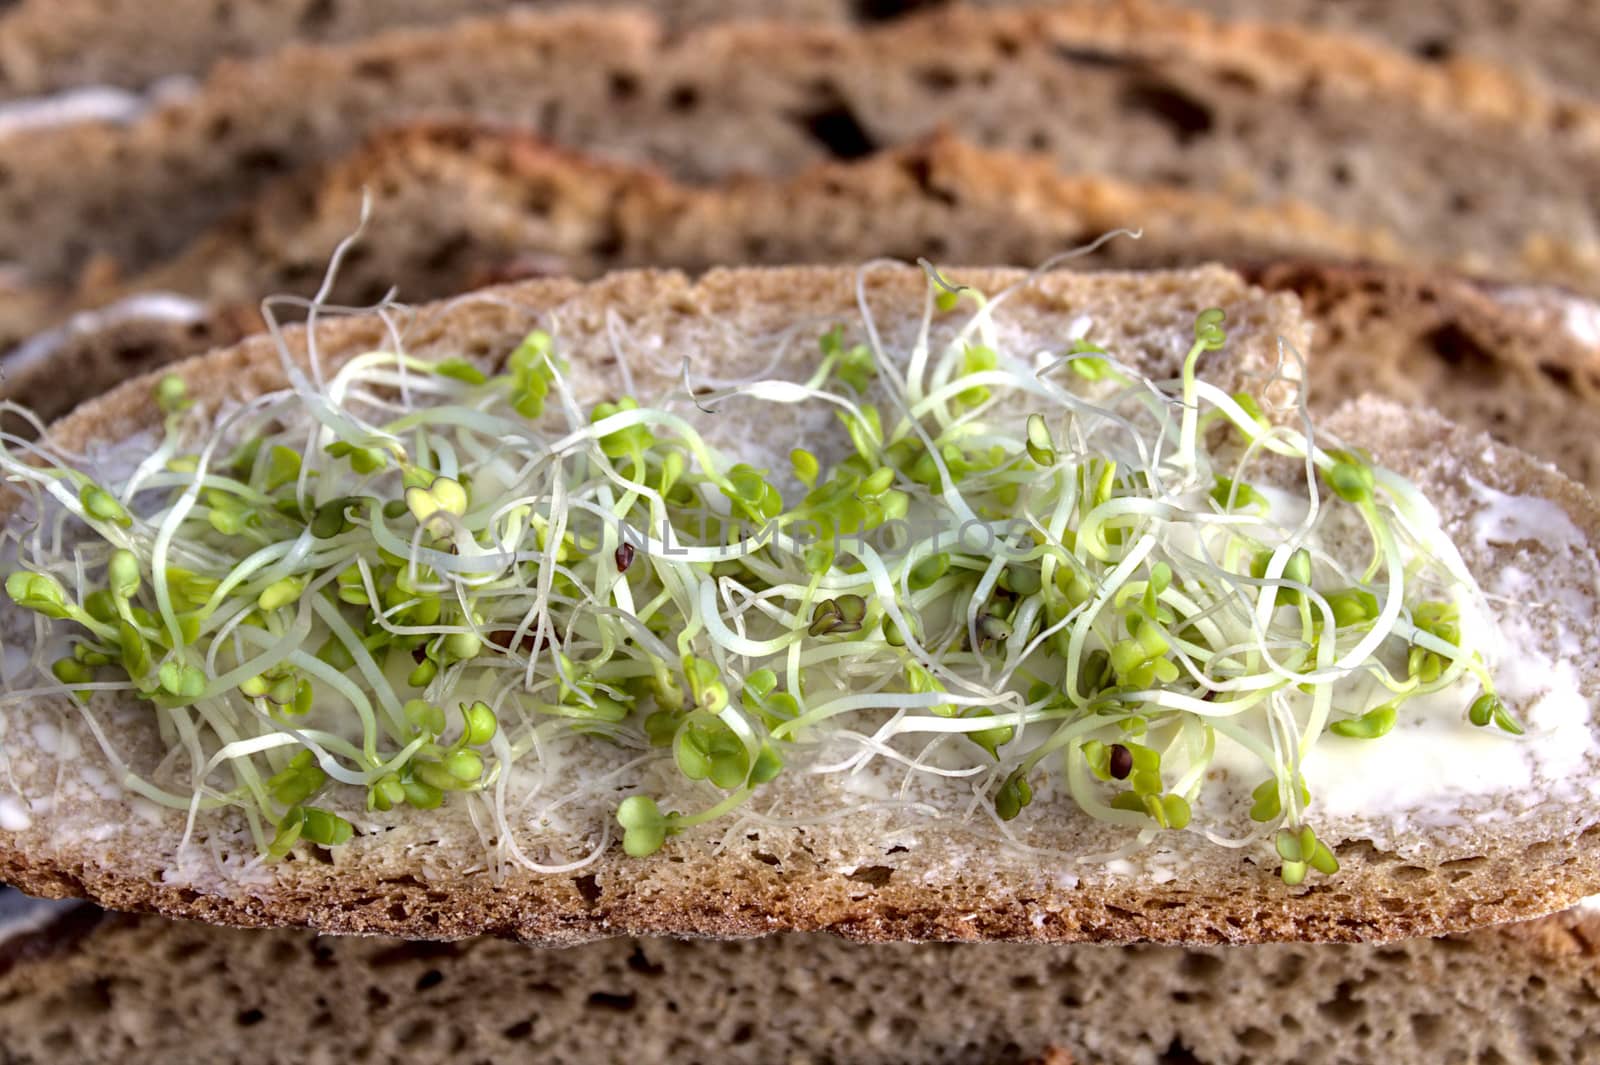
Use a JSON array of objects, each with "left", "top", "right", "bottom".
[
  {"left": 3, "top": 131, "right": 1597, "bottom": 498},
  {"left": 1, "top": 4, "right": 1597, "bottom": 292},
  {"left": 0, "top": 893, "right": 1594, "bottom": 1065},
  {"left": 0, "top": 124, "right": 1402, "bottom": 349},
  {"left": 1, "top": 264, "right": 1598, "bottom": 946},
  {"left": 2, "top": 0, "right": 1596, "bottom": 101},
  {"left": 122, "top": 126, "right": 1404, "bottom": 313},
  {"left": 0, "top": 0, "right": 824, "bottom": 100}
]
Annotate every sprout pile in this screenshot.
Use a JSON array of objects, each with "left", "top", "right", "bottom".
[{"left": 0, "top": 268, "right": 1517, "bottom": 884}]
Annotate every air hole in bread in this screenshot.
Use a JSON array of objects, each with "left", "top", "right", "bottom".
[
  {"left": 1274, "top": 954, "right": 1306, "bottom": 985},
  {"left": 299, "top": 0, "right": 336, "bottom": 32},
  {"left": 395, "top": 1018, "right": 435, "bottom": 1045},
  {"left": 1120, "top": 80, "right": 1215, "bottom": 146},
  {"left": 1438, "top": 856, "right": 1488, "bottom": 883},
  {"left": 845, "top": 865, "right": 893, "bottom": 887},
  {"left": 415, "top": 969, "right": 444, "bottom": 992},
  {"left": 851, "top": 0, "right": 950, "bottom": 21},
  {"left": 798, "top": 103, "right": 879, "bottom": 161},
  {"left": 667, "top": 85, "right": 701, "bottom": 113},
  {"left": 1412, "top": 37, "right": 1455, "bottom": 62},
  {"left": 574, "top": 874, "right": 602, "bottom": 904},
  {"left": 239, "top": 147, "right": 291, "bottom": 176},
  {"left": 1538, "top": 362, "right": 1575, "bottom": 390},
  {"left": 609, "top": 72, "right": 639, "bottom": 102},
  {"left": 353, "top": 57, "right": 398, "bottom": 83},
  {"left": 236, "top": 1008, "right": 265, "bottom": 1027},
  {"left": 586, "top": 991, "right": 638, "bottom": 1012},
  {"left": 1054, "top": 45, "right": 1127, "bottom": 69},
  {"left": 1215, "top": 66, "right": 1262, "bottom": 92},
  {"left": 1158, "top": 1037, "right": 1202, "bottom": 1064},
  {"left": 916, "top": 65, "right": 960, "bottom": 92},
  {"left": 626, "top": 946, "right": 665, "bottom": 976},
  {"left": 1239, "top": 1026, "right": 1275, "bottom": 1051},
  {"left": 899, "top": 152, "right": 957, "bottom": 206},
  {"left": 1317, "top": 980, "right": 1365, "bottom": 1023},
  {"left": 502, "top": 1019, "right": 534, "bottom": 1040}
]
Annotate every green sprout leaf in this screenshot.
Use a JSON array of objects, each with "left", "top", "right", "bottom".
[
  {"left": 433, "top": 358, "right": 487, "bottom": 385},
  {"left": 617, "top": 795, "right": 672, "bottom": 857},
  {"left": 257, "top": 576, "right": 305, "bottom": 613},
  {"left": 1323, "top": 451, "right": 1375, "bottom": 504},
  {"left": 1025, "top": 414, "right": 1057, "bottom": 466},
  {"left": 1329, "top": 703, "right": 1397, "bottom": 740},
  {"left": 995, "top": 768, "right": 1034, "bottom": 821},
  {"left": 6, "top": 571, "right": 71, "bottom": 619},
  {"left": 155, "top": 374, "right": 190, "bottom": 414},
  {"left": 80, "top": 484, "right": 132, "bottom": 528}
]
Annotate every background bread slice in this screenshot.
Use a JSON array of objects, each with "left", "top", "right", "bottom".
[
  {"left": 0, "top": 894, "right": 1593, "bottom": 1065},
  {"left": 121, "top": 125, "right": 1405, "bottom": 313},
  {"left": 0, "top": 124, "right": 1404, "bottom": 349},
  {"left": 1, "top": 264, "right": 1597, "bottom": 946},
  {"left": 2, "top": 0, "right": 1595, "bottom": 101},
  {"left": 0, "top": 5, "right": 1597, "bottom": 292},
  {"left": 2, "top": 131, "right": 1595, "bottom": 497}
]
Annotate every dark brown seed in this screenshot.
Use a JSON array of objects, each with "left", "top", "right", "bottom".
[
  {"left": 1108, "top": 744, "right": 1134, "bottom": 780},
  {"left": 410, "top": 643, "right": 429, "bottom": 664},
  {"left": 615, "top": 542, "right": 636, "bottom": 572},
  {"left": 493, "top": 628, "right": 546, "bottom": 655}
]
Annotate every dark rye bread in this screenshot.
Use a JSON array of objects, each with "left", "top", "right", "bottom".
[
  {"left": 2, "top": 265, "right": 1599, "bottom": 946},
  {"left": 0, "top": 899, "right": 1595, "bottom": 1065},
  {"left": 2, "top": 0, "right": 1596, "bottom": 101},
  {"left": 0, "top": 124, "right": 1395, "bottom": 352},
  {"left": 125, "top": 126, "right": 1404, "bottom": 310},
  {"left": 1, "top": 4, "right": 1598, "bottom": 291},
  {"left": 0, "top": 0, "right": 823, "bottom": 99},
  {"left": 1170, "top": 0, "right": 1600, "bottom": 100},
  {"left": 3, "top": 131, "right": 1597, "bottom": 496},
  {"left": 1243, "top": 262, "right": 1600, "bottom": 492}
]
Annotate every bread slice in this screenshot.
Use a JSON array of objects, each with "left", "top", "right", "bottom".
[
  {"left": 1164, "top": 0, "right": 1600, "bottom": 99},
  {"left": 0, "top": 264, "right": 1597, "bottom": 945},
  {"left": 0, "top": 123, "right": 1402, "bottom": 349},
  {"left": 3, "top": 131, "right": 1596, "bottom": 496},
  {"left": 0, "top": 0, "right": 822, "bottom": 100},
  {"left": 3, "top": 0, "right": 1595, "bottom": 102},
  {"left": 1244, "top": 262, "right": 1600, "bottom": 493},
  {"left": 0, "top": 891, "right": 1594, "bottom": 1065},
  {"left": 0, "top": 4, "right": 1597, "bottom": 291},
  {"left": 123, "top": 125, "right": 1404, "bottom": 311}
]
